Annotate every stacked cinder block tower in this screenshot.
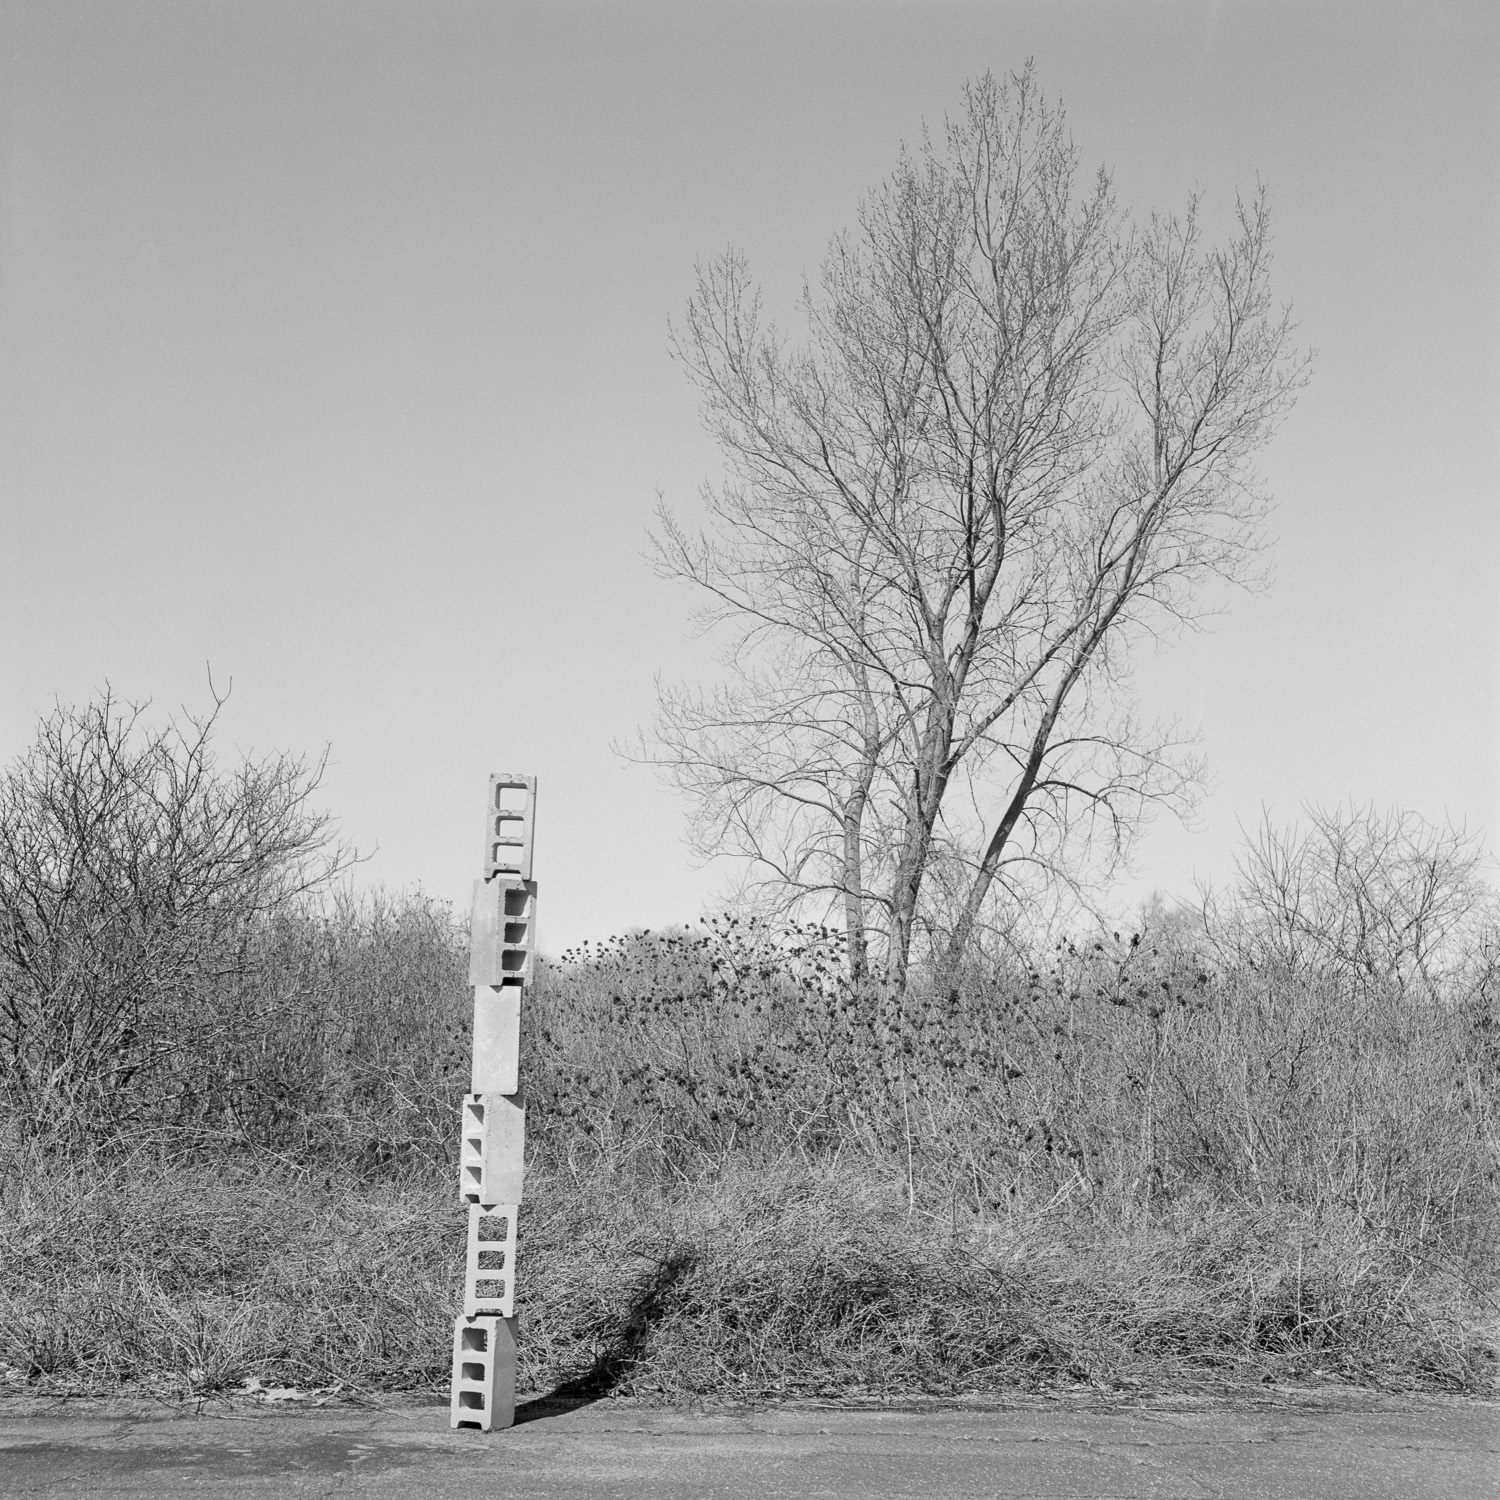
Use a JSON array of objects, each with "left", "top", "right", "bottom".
[{"left": 450, "top": 773, "right": 537, "bottom": 1432}]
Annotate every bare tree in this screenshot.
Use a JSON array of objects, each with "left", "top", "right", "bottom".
[
  {"left": 0, "top": 686, "right": 356, "bottom": 1137},
  {"left": 1208, "top": 804, "right": 1496, "bottom": 995},
  {"left": 648, "top": 68, "right": 1308, "bottom": 997}
]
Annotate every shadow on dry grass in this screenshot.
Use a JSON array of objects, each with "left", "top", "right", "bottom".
[
  {"left": 2, "top": 806, "right": 1497, "bottom": 1403},
  {"left": 1, "top": 1151, "right": 1494, "bottom": 1403}
]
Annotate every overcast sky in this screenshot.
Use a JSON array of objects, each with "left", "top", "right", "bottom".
[{"left": 2, "top": 1, "right": 1495, "bottom": 951}]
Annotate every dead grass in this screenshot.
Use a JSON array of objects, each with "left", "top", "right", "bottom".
[
  {"left": 1, "top": 877, "right": 1496, "bottom": 1404},
  {"left": 2, "top": 1148, "right": 1492, "bottom": 1403}
]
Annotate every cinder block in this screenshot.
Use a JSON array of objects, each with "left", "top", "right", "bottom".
[
  {"left": 462, "top": 1203, "right": 519, "bottom": 1317},
  {"left": 450, "top": 1314, "right": 518, "bottom": 1430},
  {"left": 469, "top": 878, "right": 537, "bottom": 986},
  {"left": 471, "top": 984, "right": 522, "bottom": 1095},
  {"left": 483, "top": 774, "right": 536, "bottom": 883},
  {"left": 459, "top": 1092, "right": 525, "bottom": 1205}
]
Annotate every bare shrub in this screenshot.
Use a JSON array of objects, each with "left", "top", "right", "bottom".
[
  {"left": 526, "top": 913, "right": 1497, "bottom": 1288},
  {"left": 172, "top": 889, "right": 472, "bottom": 1167},
  {"left": 2, "top": 784, "right": 1493, "bottom": 1397},
  {"left": 0, "top": 689, "right": 353, "bottom": 1141},
  {"left": 1208, "top": 803, "right": 1497, "bottom": 993}
]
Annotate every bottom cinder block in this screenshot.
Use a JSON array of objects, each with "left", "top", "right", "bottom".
[{"left": 450, "top": 1314, "right": 518, "bottom": 1431}]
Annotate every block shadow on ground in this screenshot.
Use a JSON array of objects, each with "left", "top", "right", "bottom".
[{"left": 513, "top": 1248, "right": 697, "bottom": 1425}]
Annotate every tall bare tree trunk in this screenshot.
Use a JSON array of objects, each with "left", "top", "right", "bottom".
[{"left": 648, "top": 69, "right": 1307, "bottom": 1006}]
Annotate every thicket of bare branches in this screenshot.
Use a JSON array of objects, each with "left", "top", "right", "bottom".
[
  {"left": 1207, "top": 804, "right": 1496, "bottom": 995},
  {"left": 3, "top": 798, "right": 1492, "bottom": 1394},
  {"left": 0, "top": 689, "right": 355, "bottom": 1139},
  {"left": 647, "top": 67, "right": 1310, "bottom": 992}
]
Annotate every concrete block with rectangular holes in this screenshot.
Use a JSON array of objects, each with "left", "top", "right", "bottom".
[
  {"left": 449, "top": 1314, "right": 518, "bottom": 1431},
  {"left": 458, "top": 1091, "right": 525, "bottom": 1206},
  {"left": 469, "top": 878, "right": 537, "bottom": 986},
  {"left": 482, "top": 774, "right": 536, "bottom": 883},
  {"left": 453, "top": 771, "right": 536, "bottom": 1434},
  {"left": 462, "top": 1203, "right": 518, "bottom": 1318}
]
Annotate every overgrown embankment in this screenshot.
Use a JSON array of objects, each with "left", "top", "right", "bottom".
[{"left": 3, "top": 876, "right": 1496, "bottom": 1400}]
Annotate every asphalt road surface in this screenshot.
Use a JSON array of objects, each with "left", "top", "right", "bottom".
[{"left": 1, "top": 1392, "right": 1496, "bottom": 1499}]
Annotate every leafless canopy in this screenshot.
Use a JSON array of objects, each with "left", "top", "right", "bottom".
[
  {"left": 648, "top": 68, "right": 1309, "bottom": 992},
  {"left": 0, "top": 686, "right": 356, "bottom": 1137},
  {"left": 1209, "top": 804, "right": 1496, "bottom": 996}
]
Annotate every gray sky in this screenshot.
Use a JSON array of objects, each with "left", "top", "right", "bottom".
[{"left": 2, "top": 1, "right": 1496, "bottom": 950}]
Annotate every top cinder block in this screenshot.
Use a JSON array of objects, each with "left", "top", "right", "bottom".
[{"left": 483, "top": 774, "right": 536, "bottom": 882}]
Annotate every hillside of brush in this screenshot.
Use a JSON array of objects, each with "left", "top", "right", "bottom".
[{"left": 3, "top": 829, "right": 1497, "bottom": 1402}]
